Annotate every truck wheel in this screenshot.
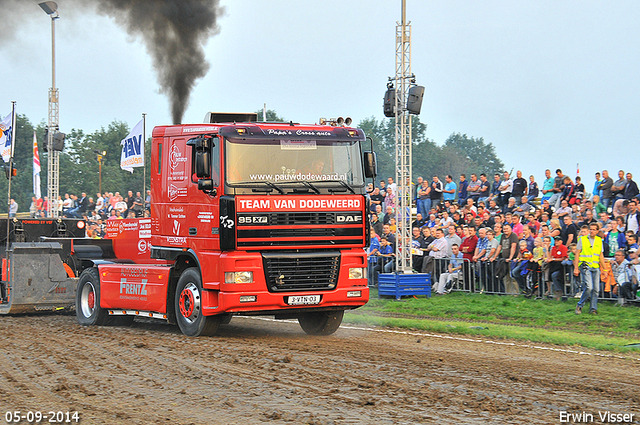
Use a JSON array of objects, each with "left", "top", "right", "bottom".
[
  {"left": 76, "top": 268, "right": 110, "bottom": 326},
  {"left": 298, "top": 310, "right": 344, "bottom": 335},
  {"left": 175, "top": 268, "right": 220, "bottom": 337}
]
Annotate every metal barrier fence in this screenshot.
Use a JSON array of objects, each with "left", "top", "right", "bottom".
[{"left": 368, "top": 254, "right": 629, "bottom": 301}]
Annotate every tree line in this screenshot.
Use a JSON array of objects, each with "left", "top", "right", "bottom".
[{"left": 0, "top": 110, "right": 504, "bottom": 213}]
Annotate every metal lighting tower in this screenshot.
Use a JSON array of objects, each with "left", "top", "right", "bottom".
[
  {"left": 393, "top": 0, "right": 414, "bottom": 274},
  {"left": 39, "top": 1, "right": 60, "bottom": 217}
]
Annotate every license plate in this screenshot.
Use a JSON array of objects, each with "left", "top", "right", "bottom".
[{"left": 287, "top": 295, "right": 321, "bottom": 305}]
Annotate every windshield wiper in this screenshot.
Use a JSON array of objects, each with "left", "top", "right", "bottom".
[
  {"left": 318, "top": 180, "right": 356, "bottom": 194},
  {"left": 300, "top": 181, "right": 320, "bottom": 194},
  {"left": 230, "top": 181, "right": 285, "bottom": 194}
]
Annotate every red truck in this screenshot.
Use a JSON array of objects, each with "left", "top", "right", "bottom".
[{"left": 76, "top": 113, "right": 375, "bottom": 336}]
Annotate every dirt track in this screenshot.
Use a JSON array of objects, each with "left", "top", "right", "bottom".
[{"left": 0, "top": 314, "right": 639, "bottom": 425}]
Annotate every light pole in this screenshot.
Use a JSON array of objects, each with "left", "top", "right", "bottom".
[
  {"left": 39, "top": 1, "right": 60, "bottom": 218},
  {"left": 94, "top": 150, "right": 106, "bottom": 194}
]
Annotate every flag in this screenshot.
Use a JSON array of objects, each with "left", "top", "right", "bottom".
[
  {"left": 33, "top": 131, "right": 42, "bottom": 199},
  {"left": 120, "top": 119, "right": 144, "bottom": 173},
  {"left": 0, "top": 112, "right": 12, "bottom": 163}
]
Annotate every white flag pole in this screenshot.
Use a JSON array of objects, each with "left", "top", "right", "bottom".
[
  {"left": 142, "top": 113, "right": 146, "bottom": 197},
  {"left": 6, "top": 101, "right": 16, "bottom": 256}
]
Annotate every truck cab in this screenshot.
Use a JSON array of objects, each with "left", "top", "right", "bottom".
[{"left": 76, "top": 113, "right": 373, "bottom": 336}]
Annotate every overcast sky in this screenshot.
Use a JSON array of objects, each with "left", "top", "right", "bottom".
[{"left": 2, "top": 0, "right": 639, "bottom": 189}]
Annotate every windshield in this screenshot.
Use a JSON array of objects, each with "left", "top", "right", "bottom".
[{"left": 225, "top": 138, "right": 365, "bottom": 192}]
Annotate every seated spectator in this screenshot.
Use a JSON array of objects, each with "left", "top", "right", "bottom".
[
  {"left": 412, "top": 213, "right": 426, "bottom": 229},
  {"left": 435, "top": 244, "right": 463, "bottom": 294},
  {"left": 556, "top": 199, "right": 572, "bottom": 218},
  {"left": 514, "top": 196, "right": 534, "bottom": 217},
  {"left": 372, "top": 236, "right": 395, "bottom": 285},
  {"left": 383, "top": 205, "right": 395, "bottom": 225},
  {"left": 503, "top": 197, "right": 517, "bottom": 214},
  {"left": 611, "top": 249, "right": 635, "bottom": 301}
]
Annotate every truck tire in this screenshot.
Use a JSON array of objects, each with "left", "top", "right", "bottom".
[
  {"left": 175, "top": 268, "right": 221, "bottom": 337},
  {"left": 76, "top": 267, "right": 110, "bottom": 326},
  {"left": 298, "top": 310, "right": 344, "bottom": 336}
]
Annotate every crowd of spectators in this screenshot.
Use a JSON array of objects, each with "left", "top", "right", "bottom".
[
  {"left": 367, "top": 170, "right": 640, "bottom": 302},
  {"left": 27, "top": 189, "right": 152, "bottom": 239}
]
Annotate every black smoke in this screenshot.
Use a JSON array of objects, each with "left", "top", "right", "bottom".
[
  {"left": 95, "top": 0, "right": 223, "bottom": 124},
  {"left": 1, "top": 0, "right": 223, "bottom": 125}
]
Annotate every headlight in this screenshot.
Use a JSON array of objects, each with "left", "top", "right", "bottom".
[
  {"left": 225, "top": 271, "right": 254, "bottom": 284},
  {"left": 348, "top": 267, "right": 365, "bottom": 279}
]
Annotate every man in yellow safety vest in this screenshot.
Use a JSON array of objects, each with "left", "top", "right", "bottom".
[{"left": 573, "top": 223, "right": 605, "bottom": 315}]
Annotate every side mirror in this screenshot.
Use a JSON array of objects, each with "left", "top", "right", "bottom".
[
  {"left": 363, "top": 152, "right": 377, "bottom": 179},
  {"left": 198, "top": 179, "right": 216, "bottom": 195},
  {"left": 195, "top": 151, "right": 211, "bottom": 178}
]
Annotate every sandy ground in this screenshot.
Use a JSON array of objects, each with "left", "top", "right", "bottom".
[{"left": 0, "top": 314, "right": 639, "bottom": 425}]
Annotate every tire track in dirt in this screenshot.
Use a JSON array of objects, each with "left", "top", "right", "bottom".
[{"left": 1, "top": 314, "right": 639, "bottom": 424}]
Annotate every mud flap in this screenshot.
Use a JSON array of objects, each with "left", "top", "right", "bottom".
[{"left": 0, "top": 242, "right": 77, "bottom": 314}]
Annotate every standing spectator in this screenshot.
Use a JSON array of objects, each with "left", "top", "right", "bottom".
[
  {"left": 498, "top": 171, "right": 514, "bottom": 207},
  {"left": 133, "top": 191, "right": 144, "bottom": 217},
  {"left": 375, "top": 205, "right": 384, "bottom": 223},
  {"left": 429, "top": 176, "right": 443, "bottom": 208},
  {"left": 478, "top": 173, "right": 491, "bottom": 204},
  {"left": 383, "top": 187, "right": 395, "bottom": 210},
  {"left": 624, "top": 172, "right": 639, "bottom": 201},
  {"left": 604, "top": 222, "right": 625, "bottom": 258},
  {"left": 625, "top": 199, "right": 639, "bottom": 235},
  {"left": 370, "top": 213, "right": 383, "bottom": 237},
  {"left": 527, "top": 175, "right": 539, "bottom": 203},
  {"left": 541, "top": 169, "right": 554, "bottom": 202},
  {"left": 467, "top": 173, "right": 481, "bottom": 203},
  {"left": 520, "top": 225, "right": 535, "bottom": 252},
  {"left": 611, "top": 170, "right": 627, "bottom": 202},
  {"left": 381, "top": 224, "right": 396, "bottom": 249},
  {"left": 560, "top": 176, "right": 576, "bottom": 205},
  {"left": 592, "top": 172, "right": 603, "bottom": 200},
  {"left": 574, "top": 176, "right": 585, "bottom": 202},
  {"left": 445, "top": 224, "right": 461, "bottom": 255},
  {"left": 457, "top": 174, "right": 468, "bottom": 205},
  {"left": 549, "top": 236, "right": 568, "bottom": 300},
  {"left": 369, "top": 187, "right": 383, "bottom": 213},
  {"left": 145, "top": 190, "right": 152, "bottom": 212},
  {"left": 29, "top": 196, "right": 38, "bottom": 218},
  {"left": 420, "top": 228, "right": 448, "bottom": 275},
  {"left": 8, "top": 199, "right": 18, "bottom": 217},
  {"left": 417, "top": 179, "right": 431, "bottom": 218},
  {"left": 443, "top": 175, "right": 457, "bottom": 203},
  {"left": 510, "top": 214, "right": 524, "bottom": 238},
  {"left": 387, "top": 177, "right": 397, "bottom": 198},
  {"left": 460, "top": 226, "right": 478, "bottom": 262},
  {"left": 413, "top": 176, "right": 423, "bottom": 206},
  {"left": 95, "top": 193, "right": 104, "bottom": 215},
  {"left": 511, "top": 170, "right": 527, "bottom": 204},
  {"left": 548, "top": 169, "right": 566, "bottom": 209},
  {"left": 599, "top": 170, "right": 614, "bottom": 210},
  {"left": 500, "top": 223, "right": 520, "bottom": 295},
  {"left": 488, "top": 173, "right": 502, "bottom": 206},
  {"left": 574, "top": 223, "right": 605, "bottom": 315},
  {"left": 562, "top": 215, "right": 578, "bottom": 246}
]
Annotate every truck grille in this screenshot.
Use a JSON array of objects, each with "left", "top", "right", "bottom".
[{"left": 262, "top": 251, "right": 340, "bottom": 292}]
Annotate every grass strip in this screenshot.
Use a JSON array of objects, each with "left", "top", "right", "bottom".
[{"left": 343, "top": 290, "right": 640, "bottom": 353}]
